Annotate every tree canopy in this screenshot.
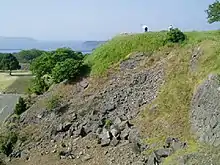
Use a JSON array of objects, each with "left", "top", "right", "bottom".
[
  {"left": 206, "top": 0, "right": 220, "bottom": 23},
  {"left": 0, "top": 53, "right": 21, "bottom": 75},
  {"left": 14, "top": 49, "right": 45, "bottom": 63},
  {"left": 29, "top": 48, "right": 87, "bottom": 94}
]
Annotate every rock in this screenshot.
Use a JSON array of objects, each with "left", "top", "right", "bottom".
[
  {"left": 128, "top": 128, "right": 140, "bottom": 143},
  {"left": 118, "top": 120, "right": 130, "bottom": 131},
  {"left": 20, "top": 151, "right": 29, "bottom": 160},
  {"left": 74, "top": 126, "right": 87, "bottom": 137},
  {"left": 191, "top": 74, "right": 220, "bottom": 146},
  {"left": 57, "top": 124, "right": 63, "bottom": 132},
  {"left": 104, "top": 103, "right": 115, "bottom": 112},
  {"left": 110, "top": 125, "right": 120, "bottom": 138},
  {"left": 113, "top": 117, "right": 122, "bottom": 125},
  {"left": 120, "top": 128, "right": 130, "bottom": 140},
  {"left": 79, "top": 79, "right": 89, "bottom": 89},
  {"left": 59, "top": 150, "right": 74, "bottom": 159},
  {"left": 10, "top": 150, "right": 21, "bottom": 158},
  {"left": 60, "top": 155, "right": 66, "bottom": 159},
  {"left": 111, "top": 137, "right": 119, "bottom": 146},
  {"left": 154, "top": 148, "right": 172, "bottom": 158},
  {"left": 147, "top": 152, "right": 159, "bottom": 165},
  {"left": 82, "top": 155, "right": 91, "bottom": 161},
  {"left": 72, "top": 113, "right": 77, "bottom": 120},
  {"left": 131, "top": 141, "right": 148, "bottom": 153},
  {"left": 63, "top": 121, "right": 72, "bottom": 132},
  {"left": 99, "top": 128, "right": 111, "bottom": 147}
]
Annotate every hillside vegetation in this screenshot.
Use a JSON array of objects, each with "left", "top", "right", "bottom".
[{"left": 2, "top": 30, "right": 220, "bottom": 165}]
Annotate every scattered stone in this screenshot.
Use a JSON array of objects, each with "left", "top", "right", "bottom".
[
  {"left": 20, "top": 151, "right": 29, "bottom": 160},
  {"left": 110, "top": 126, "right": 120, "bottom": 138},
  {"left": 59, "top": 150, "right": 74, "bottom": 159},
  {"left": 120, "top": 128, "right": 130, "bottom": 140},
  {"left": 111, "top": 137, "right": 119, "bottom": 146},
  {"left": 147, "top": 138, "right": 187, "bottom": 165},
  {"left": 99, "top": 128, "right": 111, "bottom": 147},
  {"left": 79, "top": 79, "right": 89, "bottom": 89},
  {"left": 82, "top": 154, "right": 91, "bottom": 161}
]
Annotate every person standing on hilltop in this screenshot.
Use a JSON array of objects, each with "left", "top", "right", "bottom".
[
  {"left": 168, "top": 25, "right": 174, "bottom": 31},
  {"left": 142, "top": 25, "right": 148, "bottom": 32}
]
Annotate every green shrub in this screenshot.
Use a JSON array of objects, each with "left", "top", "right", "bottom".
[
  {"left": 52, "top": 58, "right": 83, "bottom": 83},
  {"left": 46, "top": 95, "right": 61, "bottom": 110},
  {"left": 28, "top": 77, "right": 49, "bottom": 95},
  {"left": 0, "top": 132, "right": 18, "bottom": 156},
  {"left": 166, "top": 28, "right": 186, "bottom": 43},
  {"left": 14, "top": 97, "right": 27, "bottom": 115}
]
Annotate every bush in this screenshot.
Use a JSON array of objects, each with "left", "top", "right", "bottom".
[
  {"left": 0, "top": 132, "right": 18, "bottom": 156},
  {"left": 46, "top": 95, "right": 61, "bottom": 110},
  {"left": 29, "top": 48, "right": 88, "bottom": 94},
  {"left": 166, "top": 28, "right": 186, "bottom": 43},
  {"left": 28, "top": 77, "right": 49, "bottom": 95},
  {"left": 52, "top": 58, "right": 83, "bottom": 83},
  {"left": 14, "top": 97, "right": 27, "bottom": 115}
]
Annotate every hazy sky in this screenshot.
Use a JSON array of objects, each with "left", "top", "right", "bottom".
[{"left": 0, "top": 0, "right": 219, "bottom": 41}]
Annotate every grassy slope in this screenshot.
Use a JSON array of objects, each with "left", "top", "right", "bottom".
[
  {"left": 85, "top": 32, "right": 167, "bottom": 76},
  {"left": 87, "top": 30, "right": 220, "bottom": 162}
]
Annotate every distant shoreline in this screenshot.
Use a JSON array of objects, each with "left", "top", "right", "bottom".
[{"left": 0, "top": 49, "right": 92, "bottom": 54}]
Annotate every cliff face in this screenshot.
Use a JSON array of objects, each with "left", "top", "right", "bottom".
[{"left": 2, "top": 31, "right": 220, "bottom": 165}]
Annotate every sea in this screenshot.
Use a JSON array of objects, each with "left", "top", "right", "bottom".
[{"left": 0, "top": 49, "right": 92, "bottom": 54}]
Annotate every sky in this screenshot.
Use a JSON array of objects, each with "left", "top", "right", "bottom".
[{"left": 0, "top": 0, "right": 219, "bottom": 41}]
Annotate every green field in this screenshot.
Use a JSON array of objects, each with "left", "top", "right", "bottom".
[{"left": 0, "top": 71, "right": 33, "bottom": 94}]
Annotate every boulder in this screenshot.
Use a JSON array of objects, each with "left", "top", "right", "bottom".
[
  {"left": 110, "top": 125, "right": 120, "bottom": 138},
  {"left": 120, "top": 128, "right": 130, "bottom": 140},
  {"left": 111, "top": 137, "right": 120, "bottom": 146},
  {"left": 62, "top": 121, "right": 72, "bottom": 132},
  {"left": 99, "top": 128, "right": 112, "bottom": 147},
  {"left": 191, "top": 74, "right": 220, "bottom": 146}
]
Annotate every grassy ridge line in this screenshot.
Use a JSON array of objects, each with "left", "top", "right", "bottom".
[{"left": 85, "top": 32, "right": 167, "bottom": 76}]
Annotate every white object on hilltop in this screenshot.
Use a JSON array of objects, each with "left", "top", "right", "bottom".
[
  {"left": 142, "top": 25, "right": 148, "bottom": 32},
  {"left": 168, "top": 25, "right": 173, "bottom": 31}
]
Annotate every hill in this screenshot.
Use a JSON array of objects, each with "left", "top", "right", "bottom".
[{"left": 1, "top": 30, "right": 220, "bottom": 165}]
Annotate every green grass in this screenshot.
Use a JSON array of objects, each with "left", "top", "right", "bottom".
[
  {"left": 0, "top": 71, "right": 33, "bottom": 94},
  {"left": 85, "top": 32, "right": 167, "bottom": 76}
]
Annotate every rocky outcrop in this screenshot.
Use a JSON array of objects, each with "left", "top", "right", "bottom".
[
  {"left": 147, "top": 137, "right": 187, "bottom": 165},
  {"left": 191, "top": 74, "right": 220, "bottom": 146}
]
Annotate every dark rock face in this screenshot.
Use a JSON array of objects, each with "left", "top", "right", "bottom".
[
  {"left": 191, "top": 74, "right": 220, "bottom": 146},
  {"left": 147, "top": 137, "right": 187, "bottom": 165},
  {"left": 120, "top": 52, "right": 147, "bottom": 71}
]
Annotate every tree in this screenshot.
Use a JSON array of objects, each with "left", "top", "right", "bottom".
[
  {"left": 14, "top": 97, "right": 27, "bottom": 115},
  {"left": 52, "top": 58, "right": 83, "bottom": 83},
  {"left": 14, "top": 49, "right": 45, "bottom": 63},
  {"left": 206, "top": 0, "right": 220, "bottom": 23},
  {"left": 0, "top": 54, "right": 21, "bottom": 75},
  {"left": 29, "top": 48, "right": 87, "bottom": 94},
  {"left": 30, "top": 48, "right": 84, "bottom": 78}
]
